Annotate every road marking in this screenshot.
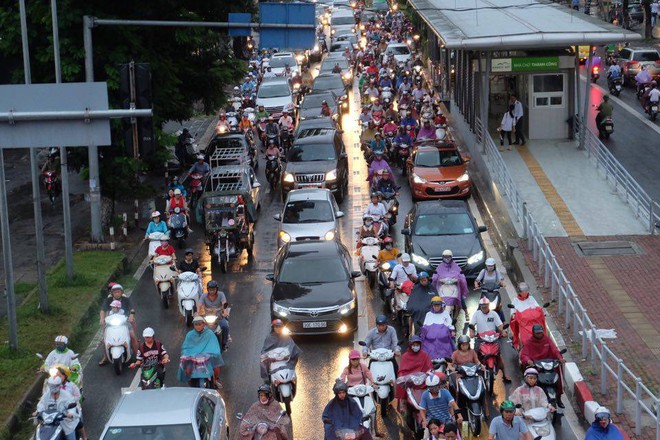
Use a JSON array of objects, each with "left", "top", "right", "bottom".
[{"left": 133, "top": 253, "right": 151, "bottom": 281}]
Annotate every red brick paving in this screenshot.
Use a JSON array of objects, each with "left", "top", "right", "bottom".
[{"left": 518, "top": 235, "right": 660, "bottom": 439}]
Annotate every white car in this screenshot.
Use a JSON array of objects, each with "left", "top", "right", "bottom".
[
  {"left": 275, "top": 189, "right": 344, "bottom": 247},
  {"left": 256, "top": 77, "right": 296, "bottom": 115},
  {"left": 269, "top": 52, "right": 300, "bottom": 77},
  {"left": 385, "top": 43, "right": 412, "bottom": 64}
]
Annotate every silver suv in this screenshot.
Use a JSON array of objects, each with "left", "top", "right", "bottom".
[
  {"left": 616, "top": 47, "right": 660, "bottom": 84},
  {"left": 274, "top": 189, "right": 344, "bottom": 247}
]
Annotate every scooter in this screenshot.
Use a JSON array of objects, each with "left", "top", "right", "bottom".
[
  {"left": 168, "top": 208, "right": 188, "bottom": 249},
  {"left": 454, "top": 363, "right": 487, "bottom": 437},
  {"left": 647, "top": 101, "right": 659, "bottom": 121},
  {"left": 43, "top": 171, "right": 60, "bottom": 207},
  {"left": 179, "top": 354, "right": 215, "bottom": 389},
  {"left": 381, "top": 86, "right": 393, "bottom": 103},
  {"left": 394, "top": 143, "right": 410, "bottom": 175},
  {"left": 188, "top": 173, "right": 204, "bottom": 211},
  {"left": 534, "top": 350, "right": 567, "bottom": 424},
  {"left": 36, "top": 353, "right": 84, "bottom": 395},
  {"left": 177, "top": 271, "right": 201, "bottom": 327},
  {"left": 139, "top": 365, "right": 164, "bottom": 390},
  {"left": 262, "top": 347, "right": 297, "bottom": 415},
  {"left": 33, "top": 402, "right": 79, "bottom": 440},
  {"left": 396, "top": 372, "right": 427, "bottom": 439},
  {"left": 380, "top": 192, "right": 399, "bottom": 226},
  {"left": 265, "top": 155, "right": 281, "bottom": 189},
  {"left": 480, "top": 286, "right": 504, "bottom": 322},
  {"left": 474, "top": 327, "right": 507, "bottom": 395},
  {"left": 153, "top": 255, "right": 174, "bottom": 309},
  {"left": 348, "top": 384, "right": 376, "bottom": 437},
  {"left": 591, "top": 66, "right": 600, "bottom": 83},
  {"left": 147, "top": 231, "right": 169, "bottom": 259},
  {"left": 104, "top": 314, "right": 131, "bottom": 375},
  {"left": 201, "top": 303, "right": 230, "bottom": 351},
  {"left": 597, "top": 116, "right": 614, "bottom": 139},
  {"left": 360, "top": 344, "right": 396, "bottom": 415},
  {"left": 519, "top": 406, "right": 557, "bottom": 440},
  {"left": 608, "top": 77, "right": 623, "bottom": 97},
  {"left": 389, "top": 282, "right": 412, "bottom": 338},
  {"left": 438, "top": 277, "right": 461, "bottom": 323},
  {"left": 359, "top": 236, "right": 380, "bottom": 289}
]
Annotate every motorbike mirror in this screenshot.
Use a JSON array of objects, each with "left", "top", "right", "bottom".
[
  {"left": 169, "top": 266, "right": 178, "bottom": 271},
  {"left": 358, "top": 340, "right": 367, "bottom": 346},
  {"left": 336, "top": 211, "right": 344, "bottom": 218},
  {"left": 36, "top": 353, "right": 44, "bottom": 359},
  {"left": 515, "top": 403, "right": 522, "bottom": 408},
  {"left": 265, "top": 274, "right": 275, "bottom": 282},
  {"left": 542, "top": 302, "right": 550, "bottom": 308},
  {"left": 362, "top": 415, "right": 371, "bottom": 421},
  {"left": 478, "top": 225, "right": 488, "bottom": 233},
  {"left": 351, "top": 271, "right": 362, "bottom": 278},
  {"left": 400, "top": 228, "right": 410, "bottom": 235},
  {"left": 200, "top": 266, "right": 207, "bottom": 271},
  {"left": 67, "top": 402, "right": 78, "bottom": 409},
  {"left": 273, "top": 213, "right": 282, "bottom": 221},
  {"left": 560, "top": 348, "right": 567, "bottom": 354},
  {"left": 502, "top": 323, "right": 510, "bottom": 330},
  {"left": 467, "top": 324, "right": 475, "bottom": 330},
  {"left": 254, "top": 182, "right": 261, "bottom": 188},
  {"left": 507, "top": 304, "right": 515, "bottom": 309},
  {"left": 323, "top": 419, "right": 333, "bottom": 424}
]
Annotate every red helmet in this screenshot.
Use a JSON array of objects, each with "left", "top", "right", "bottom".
[
  {"left": 401, "top": 280, "right": 414, "bottom": 295},
  {"left": 383, "top": 237, "right": 393, "bottom": 244},
  {"left": 271, "top": 319, "right": 284, "bottom": 327}
]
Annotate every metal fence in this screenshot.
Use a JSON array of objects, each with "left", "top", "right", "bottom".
[
  {"left": 475, "top": 118, "right": 660, "bottom": 438},
  {"left": 575, "top": 116, "right": 660, "bottom": 234}
]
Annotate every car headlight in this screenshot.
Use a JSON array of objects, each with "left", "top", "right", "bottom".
[
  {"left": 325, "top": 169, "right": 337, "bottom": 181},
  {"left": 283, "top": 172, "right": 294, "bottom": 183},
  {"left": 313, "top": 44, "right": 320, "bottom": 52},
  {"left": 296, "top": 54, "right": 305, "bottom": 62},
  {"left": 412, "top": 173, "right": 426, "bottom": 184},
  {"left": 324, "top": 230, "right": 336, "bottom": 240},
  {"left": 273, "top": 303, "right": 289, "bottom": 317},
  {"left": 338, "top": 299, "right": 356, "bottom": 315},
  {"left": 343, "top": 72, "right": 352, "bottom": 80},
  {"left": 457, "top": 172, "right": 469, "bottom": 182},
  {"left": 411, "top": 253, "right": 429, "bottom": 267},
  {"left": 279, "top": 231, "right": 291, "bottom": 243},
  {"left": 467, "top": 250, "right": 484, "bottom": 265}
]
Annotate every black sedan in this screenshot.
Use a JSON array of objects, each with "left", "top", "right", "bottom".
[
  {"left": 401, "top": 200, "right": 487, "bottom": 279},
  {"left": 311, "top": 73, "right": 349, "bottom": 110},
  {"left": 266, "top": 240, "right": 360, "bottom": 335},
  {"left": 298, "top": 92, "right": 340, "bottom": 123}
]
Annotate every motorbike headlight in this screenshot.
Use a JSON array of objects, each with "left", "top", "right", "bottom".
[
  {"left": 324, "top": 230, "right": 336, "bottom": 241},
  {"left": 342, "top": 102, "right": 348, "bottom": 108},
  {"left": 273, "top": 303, "right": 289, "bottom": 317},
  {"left": 412, "top": 173, "right": 427, "bottom": 184},
  {"left": 381, "top": 262, "right": 391, "bottom": 271},
  {"left": 283, "top": 172, "right": 295, "bottom": 183},
  {"left": 536, "top": 427, "right": 551, "bottom": 437},
  {"left": 467, "top": 251, "right": 484, "bottom": 265},
  {"left": 296, "top": 54, "right": 305, "bottom": 62},
  {"left": 108, "top": 317, "right": 123, "bottom": 327},
  {"left": 313, "top": 44, "right": 320, "bottom": 53},
  {"left": 343, "top": 72, "right": 352, "bottom": 80},
  {"left": 279, "top": 231, "right": 291, "bottom": 243},
  {"left": 489, "top": 302, "right": 497, "bottom": 311},
  {"left": 457, "top": 172, "right": 469, "bottom": 182},
  {"left": 293, "top": 83, "right": 300, "bottom": 90},
  {"left": 339, "top": 299, "right": 356, "bottom": 315},
  {"left": 204, "top": 315, "right": 217, "bottom": 325},
  {"left": 411, "top": 253, "right": 429, "bottom": 267},
  {"left": 325, "top": 169, "right": 338, "bottom": 181}
]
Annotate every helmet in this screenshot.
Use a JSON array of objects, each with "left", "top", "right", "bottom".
[
  {"left": 594, "top": 407, "right": 611, "bottom": 422},
  {"left": 376, "top": 314, "right": 388, "bottom": 325},
  {"left": 47, "top": 376, "right": 63, "bottom": 391},
  {"left": 532, "top": 324, "right": 544, "bottom": 334},
  {"left": 430, "top": 296, "right": 444, "bottom": 305},
  {"left": 363, "top": 214, "right": 373, "bottom": 221},
  {"left": 142, "top": 327, "right": 155, "bottom": 338},
  {"left": 524, "top": 368, "right": 539, "bottom": 377},
  {"left": 151, "top": 211, "right": 161, "bottom": 218},
  {"left": 442, "top": 249, "right": 453, "bottom": 257},
  {"left": 425, "top": 374, "right": 440, "bottom": 388},
  {"left": 333, "top": 379, "right": 348, "bottom": 394},
  {"left": 56, "top": 364, "right": 71, "bottom": 379},
  {"left": 184, "top": 248, "right": 194, "bottom": 255},
  {"left": 401, "top": 253, "right": 411, "bottom": 262},
  {"left": 197, "top": 154, "right": 205, "bottom": 160},
  {"left": 207, "top": 280, "right": 218, "bottom": 290},
  {"left": 271, "top": 319, "right": 284, "bottom": 327},
  {"left": 603, "top": 95, "right": 610, "bottom": 101},
  {"left": 500, "top": 400, "right": 516, "bottom": 412},
  {"left": 257, "top": 383, "right": 272, "bottom": 397},
  {"left": 349, "top": 349, "right": 361, "bottom": 360},
  {"left": 373, "top": 149, "right": 384, "bottom": 155},
  {"left": 418, "top": 271, "right": 429, "bottom": 279},
  {"left": 382, "top": 169, "right": 390, "bottom": 175},
  {"left": 485, "top": 258, "right": 496, "bottom": 266},
  {"left": 110, "top": 300, "right": 122, "bottom": 308},
  {"left": 409, "top": 335, "right": 423, "bottom": 344},
  {"left": 192, "top": 315, "right": 205, "bottom": 324},
  {"left": 478, "top": 297, "right": 490, "bottom": 306},
  {"left": 370, "top": 192, "right": 380, "bottom": 198},
  {"left": 110, "top": 283, "right": 123, "bottom": 291},
  {"left": 383, "top": 237, "right": 394, "bottom": 244},
  {"left": 457, "top": 335, "right": 470, "bottom": 346},
  {"left": 55, "top": 335, "right": 68, "bottom": 345},
  {"left": 174, "top": 189, "right": 182, "bottom": 195}
]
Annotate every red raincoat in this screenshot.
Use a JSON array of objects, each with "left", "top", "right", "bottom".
[{"left": 395, "top": 348, "right": 433, "bottom": 399}]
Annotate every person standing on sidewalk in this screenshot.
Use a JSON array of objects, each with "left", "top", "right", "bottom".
[
  {"left": 571, "top": 0, "right": 579, "bottom": 11},
  {"left": 511, "top": 95, "right": 525, "bottom": 145},
  {"left": 498, "top": 105, "right": 515, "bottom": 151}
]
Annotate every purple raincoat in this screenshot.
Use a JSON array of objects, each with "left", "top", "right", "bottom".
[
  {"left": 420, "top": 324, "right": 455, "bottom": 360},
  {"left": 432, "top": 261, "right": 468, "bottom": 307}
]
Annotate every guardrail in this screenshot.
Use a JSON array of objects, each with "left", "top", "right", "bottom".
[
  {"left": 475, "top": 117, "right": 659, "bottom": 438},
  {"left": 575, "top": 116, "right": 660, "bottom": 234}
]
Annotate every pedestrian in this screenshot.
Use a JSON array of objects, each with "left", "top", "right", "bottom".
[
  {"left": 571, "top": 0, "right": 579, "bottom": 11},
  {"left": 498, "top": 105, "right": 515, "bottom": 151},
  {"left": 510, "top": 94, "right": 525, "bottom": 145},
  {"left": 652, "top": 0, "right": 659, "bottom": 27}
]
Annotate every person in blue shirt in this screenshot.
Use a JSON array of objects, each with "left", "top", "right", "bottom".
[
  {"left": 400, "top": 113, "right": 417, "bottom": 130},
  {"left": 144, "top": 211, "right": 169, "bottom": 239},
  {"left": 585, "top": 407, "right": 625, "bottom": 440},
  {"left": 420, "top": 373, "right": 462, "bottom": 429},
  {"left": 379, "top": 74, "right": 393, "bottom": 89},
  {"left": 168, "top": 176, "right": 187, "bottom": 196},
  {"left": 394, "top": 126, "right": 412, "bottom": 147},
  {"left": 370, "top": 133, "right": 386, "bottom": 153}
]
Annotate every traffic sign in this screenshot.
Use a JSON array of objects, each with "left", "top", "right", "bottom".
[
  {"left": 228, "top": 13, "right": 252, "bottom": 37},
  {"left": 259, "top": 2, "right": 315, "bottom": 50}
]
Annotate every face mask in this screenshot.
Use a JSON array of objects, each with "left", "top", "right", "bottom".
[
  {"left": 411, "top": 345, "right": 421, "bottom": 352},
  {"left": 443, "top": 257, "right": 452, "bottom": 264},
  {"left": 385, "top": 244, "right": 392, "bottom": 250},
  {"left": 365, "top": 221, "right": 373, "bottom": 227}
]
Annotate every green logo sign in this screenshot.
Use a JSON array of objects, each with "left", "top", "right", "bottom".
[{"left": 492, "top": 57, "right": 560, "bottom": 73}]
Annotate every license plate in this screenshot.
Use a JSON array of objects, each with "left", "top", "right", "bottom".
[
  {"left": 605, "top": 125, "right": 613, "bottom": 132},
  {"left": 615, "top": 85, "right": 621, "bottom": 90},
  {"left": 653, "top": 106, "right": 658, "bottom": 112},
  {"left": 303, "top": 321, "right": 327, "bottom": 328},
  {"left": 297, "top": 183, "right": 321, "bottom": 188},
  {"left": 434, "top": 187, "right": 451, "bottom": 193}
]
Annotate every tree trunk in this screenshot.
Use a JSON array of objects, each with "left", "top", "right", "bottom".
[{"left": 642, "top": 0, "right": 653, "bottom": 38}]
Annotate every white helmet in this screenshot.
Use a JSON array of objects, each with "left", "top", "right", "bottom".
[
  {"left": 485, "top": 257, "right": 496, "bottom": 266},
  {"left": 174, "top": 188, "right": 182, "bottom": 195},
  {"left": 595, "top": 407, "right": 611, "bottom": 421},
  {"left": 425, "top": 374, "right": 440, "bottom": 387},
  {"left": 151, "top": 210, "right": 161, "bottom": 218},
  {"left": 142, "top": 327, "right": 155, "bottom": 338},
  {"left": 54, "top": 335, "right": 68, "bottom": 345},
  {"left": 197, "top": 154, "right": 205, "bottom": 160},
  {"left": 442, "top": 249, "right": 453, "bottom": 257},
  {"left": 401, "top": 253, "right": 411, "bottom": 262}
]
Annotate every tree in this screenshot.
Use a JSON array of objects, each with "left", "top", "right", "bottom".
[{"left": 642, "top": 0, "right": 653, "bottom": 38}]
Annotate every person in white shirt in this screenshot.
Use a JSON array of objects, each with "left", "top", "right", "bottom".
[
  {"left": 262, "top": 66, "right": 276, "bottom": 78},
  {"left": 364, "top": 192, "right": 389, "bottom": 234},
  {"left": 511, "top": 282, "right": 540, "bottom": 312},
  {"left": 510, "top": 94, "right": 525, "bottom": 145},
  {"left": 469, "top": 297, "right": 511, "bottom": 381},
  {"left": 389, "top": 253, "right": 418, "bottom": 287},
  {"left": 422, "top": 296, "right": 454, "bottom": 328},
  {"left": 44, "top": 336, "right": 79, "bottom": 369},
  {"left": 647, "top": 82, "right": 660, "bottom": 106}
]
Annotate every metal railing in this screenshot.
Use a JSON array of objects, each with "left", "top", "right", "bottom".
[
  {"left": 575, "top": 116, "right": 660, "bottom": 234},
  {"left": 475, "top": 117, "right": 660, "bottom": 438}
]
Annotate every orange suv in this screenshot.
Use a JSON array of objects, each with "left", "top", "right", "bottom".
[{"left": 407, "top": 142, "right": 471, "bottom": 200}]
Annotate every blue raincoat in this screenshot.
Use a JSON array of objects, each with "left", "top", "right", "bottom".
[{"left": 177, "top": 328, "right": 223, "bottom": 382}]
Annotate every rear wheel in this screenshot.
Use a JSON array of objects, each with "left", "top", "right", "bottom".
[{"left": 113, "top": 358, "right": 123, "bottom": 376}]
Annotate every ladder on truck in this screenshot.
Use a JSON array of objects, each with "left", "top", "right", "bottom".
[
  {"left": 209, "top": 147, "right": 248, "bottom": 168},
  {"left": 207, "top": 165, "right": 249, "bottom": 193}
]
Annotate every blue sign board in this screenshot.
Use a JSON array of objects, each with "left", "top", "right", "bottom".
[
  {"left": 228, "top": 13, "right": 252, "bottom": 37},
  {"left": 259, "top": 2, "right": 315, "bottom": 50}
]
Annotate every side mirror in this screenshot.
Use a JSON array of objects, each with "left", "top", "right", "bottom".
[
  {"left": 253, "top": 182, "right": 262, "bottom": 188},
  {"left": 351, "top": 271, "right": 362, "bottom": 278},
  {"left": 273, "top": 213, "right": 282, "bottom": 221},
  {"left": 515, "top": 403, "right": 523, "bottom": 409},
  {"left": 478, "top": 225, "right": 487, "bottom": 233},
  {"left": 336, "top": 211, "right": 345, "bottom": 218},
  {"left": 68, "top": 402, "right": 78, "bottom": 409},
  {"left": 543, "top": 302, "right": 551, "bottom": 308},
  {"left": 358, "top": 340, "right": 367, "bottom": 346},
  {"left": 36, "top": 353, "right": 44, "bottom": 359},
  {"left": 560, "top": 348, "right": 567, "bottom": 354},
  {"left": 507, "top": 304, "right": 515, "bottom": 309},
  {"left": 169, "top": 266, "right": 178, "bottom": 271},
  {"left": 502, "top": 323, "right": 510, "bottom": 330},
  {"left": 401, "top": 228, "right": 410, "bottom": 235},
  {"left": 265, "top": 274, "right": 275, "bottom": 282},
  {"left": 468, "top": 324, "right": 475, "bottom": 330}
]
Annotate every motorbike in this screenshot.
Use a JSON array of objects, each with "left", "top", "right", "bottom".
[
  {"left": 507, "top": 303, "right": 549, "bottom": 351},
  {"left": 33, "top": 402, "right": 79, "bottom": 440},
  {"left": 372, "top": 110, "right": 384, "bottom": 129},
  {"left": 377, "top": 260, "right": 395, "bottom": 302},
  {"left": 480, "top": 286, "right": 503, "bottom": 322},
  {"left": 389, "top": 282, "right": 412, "bottom": 339},
  {"left": 168, "top": 208, "right": 188, "bottom": 249},
  {"left": 348, "top": 384, "right": 377, "bottom": 437},
  {"left": 231, "top": 96, "right": 243, "bottom": 112},
  {"left": 182, "top": 133, "right": 201, "bottom": 165},
  {"left": 454, "top": 362, "right": 487, "bottom": 436},
  {"left": 394, "top": 143, "right": 410, "bottom": 175},
  {"left": 147, "top": 231, "right": 169, "bottom": 259},
  {"left": 591, "top": 66, "right": 600, "bottom": 83},
  {"left": 597, "top": 115, "right": 614, "bottom": 140},
  {"left": 104, "top": 313, "right": 132, "bottom": 375},
  {"left": 380, "top": 192, "right": 399, "bottom": 227},
  {"left": 139, "top": 364, "right": 164, "bottom": 390},
  {"left": 42, "top": 171, "right": 60, "bottom": 207},
  {"left": 280, "top": 127, "right": 294, "bottom": 155},
  {"left": 608, "top": 77, "right": 623, "bottom": 97},
  {"left": 188, "top": 173, "right": 204, "bottom": 212},
  {"left": 437, "top": 277, "right": 461, "bottom": 324},
  {"left": 262, "top": 347, "right": 297, "bottom": 414},
  {"left": 647, "top": 101, "right": 659, "bottom": 121},
  {"left": 179, "top": 354, "right": 216, "bottom": 389},
  {"left": 257, "top": 118, "right": 268, "bottom": 145},
  {"left": 358, "top": 237, "right": 380, "bottom": 289},
  {"left": 519, "top": 406, "right": 557, "bottom": 440},
  {"left": 474, "top": 326, "right": 508, "bottom": 395},
  {"left": 636, "top": 82, "right": 650, "bottom": 100},
  {"left": 152, "top": 255, "right": 175, "bottom": 308},
  {"left": 360, "top": 343, "right": 396, "bottom": 415},
  {"left": 265, "top": 155, "right": 281, "bottom": 189},
  {"left": 534, "top": 350, "right": 567, "bottom": 424},
  {"left": 395, "top": 372, "right": 427, "bottom": 439},
  {"left": 381, "top": 86, "right": 393, "bottom": 103},
  {"left": 37, "top": 355, "right": 84, "bottom": 400},
  {"left": 177, "top": 271, "right": 201, "bottom": 327}
]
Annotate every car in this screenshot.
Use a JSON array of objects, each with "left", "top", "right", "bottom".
[
  {"left": 100, "top": 388, "right": 229, "bottom": 439},
  {"left": 329, "top": 40, "right": 355, "bottom": 55},
  {"left": 331, "top": 11, "right": 356, "bottom": 27},
  {"left": 312, "top": 73, "right": 348, "bottom": 109},
  {"left": 256, "top": 77, "right": 296, "bottom": 115},
  {"left": 205, "top": 133, "right": 255, "bottom": 171},
  {"left": 332, "top": 33, "right": 359, "bottom": 51},
  {"left": 268, "top": 52, "right": 300, "bottom": 76},
  {"left": 401, "top": 200, "right": 487, "bottom": 279},
  {"left": 204, "top": 164, "right": 262, "bottom": 211},
  {"left": 293, "top": 116, "right": 341, "bottom": 139},
  {"left": 281, "top": 128, "right": 349, "bottom": 202},
  {"left": 331, "top": 25, "right": 357, "bottom": 38},
  {"left": 274, "top": 188, "right": 344, "bottom": 246},
  {"left": 298, "top": 91, "right": 340, "bottom": 122},
  {"left": 320, "top": 58, "right": 353, "bottom": 86},
  {"left": 368, "top": 0, "right": 390, "bottom": 13},
  {"left": 267, "top": 240, "right": 360, "bottom": 335},
  {"left": 407, "top": 143, "right": 471, "bottom": 200},
  {"left": 616, "top": 47, "right": 660, "bottom": 84},
  {"left": 385, "top": 43, "right": 413, "bottom": 64}
]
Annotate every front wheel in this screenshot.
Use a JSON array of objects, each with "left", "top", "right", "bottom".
[
  {"left": 468, "top": 411, "right": 482, "bottom": 436},
  {"left": 161, "top": 289, "right": 170, "bottom": 309},
  {"left": 113, "top": 358, "right": 123, "bottom": 376},
  {"left": 283, "top": 396, "right": 292, "bottom": 415},
  {"left": 185, "top": 309, "right": 193, "bottom": 327},
  {"left": 367, "top": 270, "right": 377, "bottom": 289},
  {"left": 220, "top": 258, "right": 228, "bottom": 273}
]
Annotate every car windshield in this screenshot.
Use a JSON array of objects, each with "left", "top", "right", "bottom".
[
  {"left": 314, "top": 76, "right": 344, "bottom": 91},
  {"left": 283, "top": 200, "right": 334, "bottom": 223},
  {"left": 209, "top": 137, "right": 244, "bottom": 150},
  {"left": 102, "top": 424, "right": 196, "bottom": 439},
  {"left": 302, "top": 94, "right": 334, "bottom": 109},
  {"left": 279, "top": 256, "right": 347, "bottom": 283},
  {"left": 330, "top": 42, "right": 351, "bottom": 52},
  {"left": 414, "top": 213, "right": 475, "bottom": 236},
  {"left": 633, "top": 51, "right": 660, "bottom": 61},
  {"left": 287, "top": 144, "right": 337, "bottom": 162},
  {"left": 321, "top": 60, "right": 349, "bottom": 72},
  {"left": 258, "top": 83, "right": 290, "bottom": 99},
  {"left": 269, "top": 57, "right": 295, "bottom": 68},
  {"left": 415, "top": 150, "right": 463, "bottom": 167},
  {"left": 387, "top": 46, "right": 411, "bottom": 55},
  {"left": 332, "top": 16, "right": 355, "bottom": 25}
]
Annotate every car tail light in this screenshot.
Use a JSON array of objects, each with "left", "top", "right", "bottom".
[
  {"left": 655, "top": 60, "right": 660, "bottom": 65},
  {"left": 592, "top": 66, "right": 599, "bottom": 74},
  {"left": 627, "top": 61, "right": 640, "bottom": 68}
]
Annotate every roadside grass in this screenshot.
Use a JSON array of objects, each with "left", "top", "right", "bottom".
[{"left": 0, "top": 251, "right": 125, "bottom": 438}]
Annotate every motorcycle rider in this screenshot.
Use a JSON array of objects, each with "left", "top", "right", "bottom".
[
  {"left": 511, "top": 282, "right": 539, "bottom": 311},
  {"left": 44, "top": 336, "right": 78, "bottom": 369},
  {"left": 263, "top": 66, "right": 276, "bottom": 78},
  {"left": 256, "top": 104, "right": 270, "bottom": 120},
  {"left": 359, "top": 106, "right": 373, "bottom": 125},
  {"left": 372, "top": 98, "right": 384, "bottom": 113},
  {"left": 369, "top": 133, "right": 387, "bottom": 155},
  {"left": 322, "top": 380, "right": 374, "bottom": 440},
  {"left": 167, "top": 175, "right": 187, "bottom": 196},
  {"left": 364, "top": 192, "right": 388, "bottom": 230},
  {"left": 634, "top": 65, "right": 652, "bottom": 96},
  {"left": 425, "top": 421, "right": 458, "bottom": 440},
  {"left": 474, "top": 257, "right": 505, "bottom": 321},
  {"left": 178, "top": 315, "right": 224, "bottom": 389},
  {"left": 362, "top": 315, "right": 401, "bottom": 367},
  {"left": 129, "top": 327, "right": 170, "bottom": 385},
  {"left": 34, "top": 376, "right": 80, "bottom": 440},
  {"left": 519, "top": 324, "right": 566, "bottom": 408},
  {"left": 449, "top": 335, "right": 484, "bottom": 412},
  {"left": 367, "top": 149, "right": 394, "bottom": 183},
  {"left": 389, "top": 253, "right": 418, "bottom": 289},
  {"left": 41, "top": 153, "right": 61, "bottom": 174},
  {"left": 188, "top": 154, "right": 211, "bottom": 179},
  {"left": 98, "top": 284, "right": 137, "bottom": 366},
  {"left": 265, "top": 116, "right": 281, "bottom": 147},
  {"left": 51, "top": 365, "right": 86, "bottom": 439},
  {"left": 417, "top": 119, "right": 437, "bottom": 140},
  {"left": 606, "top": 62, "right": 622, "bottom": 89},
  {"left": 320, "top": 100, "right": 332, "bottom": 117},
  {"left": 646, "top": 81, "right": 660, "bottom": 112},
  {"left": 488, "top": 400, "right": 533, "bottom": 440},
  {"left": 153, "top": 239, "right": 177, "bottom": 263},
  {"left": 216, "top": 112, "right": 230, "bottom": 134},
  {"left": 176, "top": 128, "right": 194, "bottom": 164},
  {"left": 469, "top": 297, "right": 511, "bottom": 382},
  {"left": 510, "top": 368, "right": 555, "bottom": 415},
  {"left": 278, "top": 111, "right": 294, "bottom": 137},
  {"left": 239, "top": 384, "right": 292, "bottom": 440},
  {"left": 266, "top": 140, "right": 282, "bottom": 163},
  {"left": 144, "top": 211, "right": 169, "bottom": 240},
  {"left": 432, "top": 250, "right": 469, "bottom": 320},
  {"left": 260, "top": 319, "right": 302, "bottom": 383},
  {"left": 422, "top": 297, "right": 453, "bottom": 328},
  {"left": 198, "top": 280, "right": 231, "bottom": 351},
  {"left": 396, "top": 335, "right": 433, "bottom": 412},
  {"left": 585, "top": 407, "right": 626, "bottom": 440},
  {"left": 375, "top": 169, "right": 397, "bottom": 199},
  {"left": 357, "top": 214, "right": 382, "bottom": 245},
  {"left": 377, "top": 237, "right": 400, "bottom": 265},
  {"left": 393, "top": 126, "right": 413, "bottom": 148},
  {"left": 420, "top": 373, "right": 462, "bottom": 430},
  {"left": 406, "top": 272, "right": 436, "bottom": 332},
  {"left": 400, "top": 109, "right": 417, "bottom": 131},
  {"left": 177, "top": 248, "right": 202, "bottom": 278}
]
